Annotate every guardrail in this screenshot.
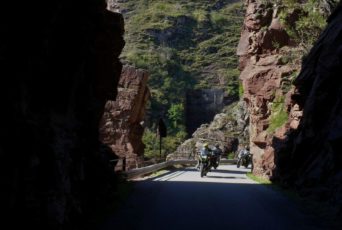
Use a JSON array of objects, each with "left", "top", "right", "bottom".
[{"left": 123, "top": 159, "right": 237, "bottom": 179}]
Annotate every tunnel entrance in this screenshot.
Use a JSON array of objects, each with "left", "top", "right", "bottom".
[{"left": 185, "top": 89, "right": 235, "bottom": 135}]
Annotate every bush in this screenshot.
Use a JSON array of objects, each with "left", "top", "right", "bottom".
[{"left": 279, "top": 0, "right": 339, "bottom": 51}]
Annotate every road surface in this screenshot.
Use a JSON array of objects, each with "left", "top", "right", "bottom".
[{"left": 100, "top": 164, "right": 329, "bottom": 230}]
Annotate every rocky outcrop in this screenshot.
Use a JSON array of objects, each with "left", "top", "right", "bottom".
[
  {"left": 238, "top": 0, "right": 342, "bottom": 219},
  {"left": 99, "top": 66, "right": 150, "bottom": 170},
  {"left": 168, "top": 101, "right": 249, "bottom": 160},
  {"left": 0, "top": 1, "right": 124, "bottom": 229},
  {"left": 238, "top": 0, "right": 298, "bottom": 176},
  {"left": 273, "top": 3, "right": 342, "bottom": 217},
  {"left": 107, "top": 0, "right": 126, "bottom": 13}
]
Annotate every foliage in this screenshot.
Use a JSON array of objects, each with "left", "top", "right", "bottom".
[
  {"left": 142, "top": 129, "right": 159, "bottom": 159},
  {"left": 168, "top": 103, "right": 184, "bottom": 129},
  {"left": 238, "top": 81, "right": 244, "bottom": 99},
  {"left": 278, "top": 0, "right": 339, "bottom": 51},
  {"left": 120, "top": 0, "right": 244, "bottom": 143},
  {"left": 267, "top": 95, "right": 288, "bottom": 133},
  {"left": 246, "top": 172, "right": 272, "bottom": 184},
  {"left": 142, "top": 128, "right": 187, "bottom": 160}
]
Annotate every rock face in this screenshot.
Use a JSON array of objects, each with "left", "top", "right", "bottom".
[
  {"left": 186, "top": 89, "right": 234, "bottom": 135},
  {"left": 238, "top": 0, "right": 297, "bottom": 176},
  {"left": 107, "top": 0, "right": 124, "bottom": 13},
  {"left": 0, "top": 1, "right": 124, "bottom": 229},
  {"left": 238, "top": 0, "right": 342, "bottom": 218},
  {"left": 168, "top": 101, "right": 249, "bottom": 160},
  {"left": 273, "top": 3, "right": 342, "bottom": 215},
  {"left": 99, "top": 66, "right": 150, "bottom": 170}
]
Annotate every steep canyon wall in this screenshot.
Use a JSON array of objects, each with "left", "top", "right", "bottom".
[
  {"left": 238, "top": 0, "right": 295, "bottom": 176},
  {"left": 239, "top": 0, "right": 342, "bottom": 216},
  {"left": 0, "top": 1, "right": 124, "bottom": 229},
  {"left": 275, "top": 3, "right": 342, "bottom": 213}
]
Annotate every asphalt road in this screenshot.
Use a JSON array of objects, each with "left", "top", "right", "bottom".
[{"left": 100, "top": 164, "right": 328, "bottom": 230}]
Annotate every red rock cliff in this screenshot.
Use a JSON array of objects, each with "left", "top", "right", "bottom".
[
  {"left": 238, "top": 0, "right": 297, "bottom": 176},
  {"left": 238, "top": 0, "right": 342, "bottom": 219},
  {"left": 100, "top": 65, "right": 150, "bottom": 170}
]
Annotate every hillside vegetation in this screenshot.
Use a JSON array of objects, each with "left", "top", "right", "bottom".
[
  {"left": 119, "top": 0, "right": 244, "bottom": 158},
  {"left": 263, "top": 0, "right": 339, "bottom": 133}
]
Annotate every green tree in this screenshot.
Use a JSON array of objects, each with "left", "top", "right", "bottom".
[{"left": 168, "top": 103, "right": 184, "bottom": 129}]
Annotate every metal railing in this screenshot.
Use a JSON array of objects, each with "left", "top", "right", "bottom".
[{"left": 122, "top": 158, "right": 237, "bottom": 180}]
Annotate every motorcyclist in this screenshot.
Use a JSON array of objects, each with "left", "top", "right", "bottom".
[
  {"left": 196, "top": 142, "right": 212, "bottom": 170},
  {"left": 238, "top": 145, "right": 249, "bottom": 159},
  {"left": 237, "top": 145, "right": 251, "bottom": 168},
  {"left": 212, "top": 143, "right": 222, "bottom": 168}
]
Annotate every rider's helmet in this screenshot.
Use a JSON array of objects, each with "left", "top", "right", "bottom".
[
  {"left": 203, "top": 143, "right": 209, "bottom": 148},
  {"left": 215, "top": 143, "right": 220, "bottom": 148},
  {"left": 245, "top": 146, "right": 250, "bottom": 151}
]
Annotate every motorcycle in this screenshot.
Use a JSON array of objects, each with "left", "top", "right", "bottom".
[
  {"left": 210, "top": 154, "right": 220, "bottom": 170},
  {"left": 199, "top": 150, "right": 213, "bottom": 177},
  {"left": 211, "top": 147, "right": 222, "bottom": 169},
  {"left": 237, "top": 153, "right": 252, "bottom": 168}
]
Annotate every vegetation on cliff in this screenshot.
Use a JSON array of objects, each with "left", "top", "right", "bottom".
[
  {"left": 280, "top": 0, "right": 338, "bottom": 49},
  {"left": 257, "top": 0, "right": 339, "bottom": 135},
  {"left": 119, "top": 0, "right": 244, "bottom": 158},
  {"left": 262, "top": 0, "right": 339, "bottom": 51}
]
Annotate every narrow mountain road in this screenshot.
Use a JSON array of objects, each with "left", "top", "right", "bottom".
[{"left": 100, "top": 165, "right": 327, "bottom": 230}]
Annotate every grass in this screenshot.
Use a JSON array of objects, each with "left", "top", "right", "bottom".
[
  {"left": 147, "top": 169, "right": 170, "bottom": 178},
  {"left": 267, "top": 95, "right": 288, "bottom": 133},
  {"left": 246, "top": 172, "right": 272, "bottom": 184}
]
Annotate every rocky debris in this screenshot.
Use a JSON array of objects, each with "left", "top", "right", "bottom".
[
  {"left": 0, "top": 1, "right": 124, "bottom": 229},
  {"left": 99, "top": 66, "right": 150, "bottom": 170},
  {"left": 168, "top": 101, "right": 249, "bottom": 160}
]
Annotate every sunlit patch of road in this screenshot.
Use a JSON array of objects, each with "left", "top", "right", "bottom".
[{"left": 153, "top": 164, "right": 256, "bottom": 184}]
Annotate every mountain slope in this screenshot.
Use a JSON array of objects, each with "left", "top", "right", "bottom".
[{"left": 116, "top": 0, "right": 245, "bottom": 156}]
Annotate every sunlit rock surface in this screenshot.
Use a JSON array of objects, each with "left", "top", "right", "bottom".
[
  {"left": 99, "top": 66, "right": 150, "bottom": 170},
  {"left": 168, "top": 101, "right": 249, "bottom": 160}
]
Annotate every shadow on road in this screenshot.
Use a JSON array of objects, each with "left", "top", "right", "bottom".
[{"left": 99, "top": 179, "right": 339, "bottom": 230}]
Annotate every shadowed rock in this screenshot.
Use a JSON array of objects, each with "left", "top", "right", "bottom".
[{"left": 0, "top": 0, "right": 124, "bottom": 229}]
